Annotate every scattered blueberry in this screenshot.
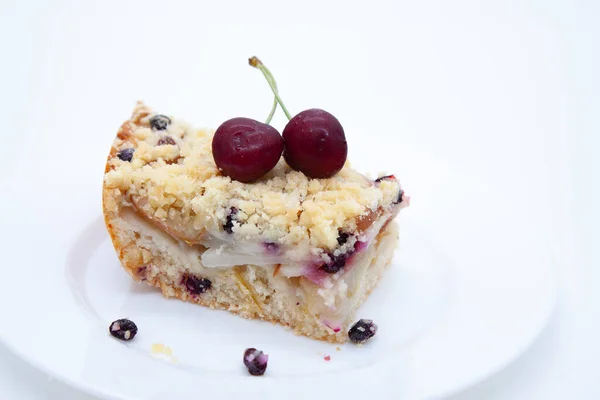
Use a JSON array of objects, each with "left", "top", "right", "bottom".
[
  {"left": 320, "top": 253, "right": 348, "bottom": 274},
  {"left": 181, "top": 273, "right": 212, "bottom": 295},
  {"left": 243, "top": 348, "right": 268, "bottom": 376},
  {"left": 223, "top": 207, "right": 238, "bottom": 234},
  {"left": 150, "top": 114, "right": 171, "bottom": 131},
  {"left": 109, "top": 318, "right": 138, "bottom": 341},
  {"left": 337, "top": 231, "right": 350, "bottom": 246},
  {"left": 117, "top": 148, "right": 135, "bottom": 162},
  {"left": 374, "top": 175, "right": 396, "bottom": 183},
  {"left": 348, "top": 319, "right": 378, "bottom": 344},
  {"left": 157, "top": 136, "right": 176, "bottom": 146}
]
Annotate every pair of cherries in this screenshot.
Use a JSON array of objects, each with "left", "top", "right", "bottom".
[{"left": 212, "top": 57, "right": 348, "bottom": 183}]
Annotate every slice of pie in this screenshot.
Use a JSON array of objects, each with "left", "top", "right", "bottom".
[{"left": 102, "top": 102, "right": 409, "bottom": 343}]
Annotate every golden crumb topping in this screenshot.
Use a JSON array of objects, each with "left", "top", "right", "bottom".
[{"left": 104, "top": 102, "right": 403, "bottom": 250}]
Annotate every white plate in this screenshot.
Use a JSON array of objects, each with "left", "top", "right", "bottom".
[
  {"left": 0, "top": 4, "right": 557, "bottom": 398},
  {"left": 0, "top": 145, "right": 556, "bottom": 399}
]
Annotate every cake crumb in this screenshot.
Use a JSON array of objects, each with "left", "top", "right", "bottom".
[
  {"left": 324, "top": 355, "right": 331, "bottom": 361},
  {"left": 336, "top": 346, "right": 341, "bottom": 352},
  {"left": 151, "top": 343, "right": 165, "bottom": 354},
  {"left": 151, "top": 343, "right": 175, "bottom": 360}
]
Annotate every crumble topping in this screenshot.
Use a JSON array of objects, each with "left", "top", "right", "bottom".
[{"left": 104, "top": 102, "right": 403, "bottom": 251}]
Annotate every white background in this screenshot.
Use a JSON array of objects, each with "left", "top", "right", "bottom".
[{"left": 0, "top": 0, "right": 598, "bottom": 398}]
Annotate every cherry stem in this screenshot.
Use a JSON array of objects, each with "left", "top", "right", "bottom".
[
  {"left": 265, "top": 90, "right": 278, "bottom": 125},
  {"left": 249, "top": 56, "right": 292, "bottom": 121}
]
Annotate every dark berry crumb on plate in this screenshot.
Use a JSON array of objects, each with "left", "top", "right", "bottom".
[
  {"left": 109, "top": 318, "right": 138, "bottom": 341},
  {"left": 243, "top": 348, "right": 268, "bottom": 376},
  {"left": 348, "top": 319, "right": 377, "bottom": 344},
  {"left": 149, "top": 114, "right": 171, "bottom": 131},
  {"left": 117, "top": 148, "right": 135, "bottom": 162}
]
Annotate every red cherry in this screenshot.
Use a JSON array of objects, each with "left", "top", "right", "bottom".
[
  {"left": 282, "top": 109, "right": 347, "bottom": 179},
  {"left": 212, "top": 117, "right": 283, "bottom": 183},
  {"left": 249, "top": 57, "right": 349, "bottom": 179}
]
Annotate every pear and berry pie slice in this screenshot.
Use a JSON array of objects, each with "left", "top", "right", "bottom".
[
  {"left": 103, "top": 102, "right": 407, "bottom": 343},
  {"left": 103, "top": 59, "right": 408, "bottom": 343}
]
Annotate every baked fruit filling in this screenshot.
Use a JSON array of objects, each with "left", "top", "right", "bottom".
[{"left": 103, "top": 100, "right": 408, "bottom": 343}]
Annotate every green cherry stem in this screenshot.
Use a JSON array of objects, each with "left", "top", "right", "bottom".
[
  {"left": 265, "top": 89, "right": 278, "bottom": 125},
  {"left": 249, "top": 56, "right": 293, "bottom": 121}
]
